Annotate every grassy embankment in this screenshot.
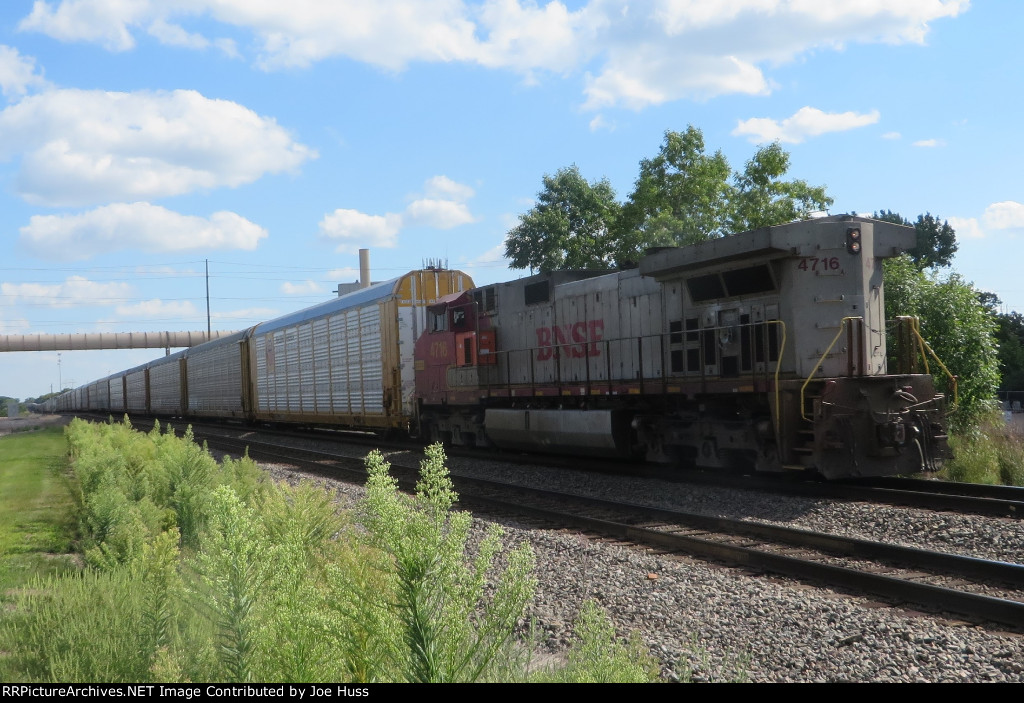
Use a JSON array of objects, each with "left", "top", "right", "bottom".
[
  {"left": 0, "top": 419, "right": 664, "bottom": 683},
  {"left": 0, "top": 427, "right": 79, "bottom": 595}
]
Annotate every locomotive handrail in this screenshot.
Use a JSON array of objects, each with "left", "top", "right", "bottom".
[
  {"left": 768, "top": 319, "right": 787, "bottom": 440},
  {"left": 906, "top": 316, "right": 959, "bottom": 409},
  {"left": 800, "top": 316, "right": 863, "bottom": 422}
]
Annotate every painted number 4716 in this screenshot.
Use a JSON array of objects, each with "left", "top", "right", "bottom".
[{"left": 798, "top": 256, "right": 840, "bottom": 272}]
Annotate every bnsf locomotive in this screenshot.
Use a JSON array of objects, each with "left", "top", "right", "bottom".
[{"left": 51, "top": 215, "right": 950, "bottom": 479}]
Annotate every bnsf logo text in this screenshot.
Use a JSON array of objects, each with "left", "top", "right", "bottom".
[{"left": 535, "top": 320, "right": 605, "bottom": 360}]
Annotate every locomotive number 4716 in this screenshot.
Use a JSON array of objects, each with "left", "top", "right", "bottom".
[{"left": 798, "top": 256, "right": 841, "bottom": 272}]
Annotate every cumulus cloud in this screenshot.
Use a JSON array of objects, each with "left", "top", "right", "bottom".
[
  {"left": 912, "top": 138, "right": 944, "bottom": 147},
  {"left": 320, "top": 175, "right": 477, "bottom": 252},
  {"left": 983, "top": 201, "right": 1024, "bottom": 231},
  {"left": 882, "top": 131, "right": 901, "bottom": 140},
  {"left": 326, "top": 267, "right": 359, "bottom": 281},
  {"left": 0, "top": 276, "right": 134, "bottom": 308},
  {"left": 0, "top": 88, "right": 315, "bottom": 206},
  {"left": 280, "top": 280, "right": 325, "bottom": 295},
  {"left": 945, "top": 202, "right": 1024, "bottom": 241},
  {"left": 19, "top": 202, "right": 268, "bottom": 260},
  {"left": 404, "top": 199, "right": 477, "bottom": 229},
  {"left": 319, "top": 209, "right": 402, "bottom": 253},
  {"left": 114, "top": 299, "right": 199, "bottom": 319},
  {"left": 405, "top": 175, "right": 478, "bottom": 228},
  {"left": 946, "top": 216, "right": 983, "bottom": 240},
  {"left": 18, "top": 1, "right": 967, "bottom": 109},
  {"left": 0, "top": 45, "right": 48, "bottom": 99},
  {"left": 457, "top": 242, "right": 510, "bottom": 275},
  {"left": 733, "top": 106, "right": 880, "bottom": 143},
  {"left": 422, "top": 174, "right": 475, "bottom": 202}
]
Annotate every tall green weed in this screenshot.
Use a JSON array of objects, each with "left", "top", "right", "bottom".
[
  {"left": 5, "top": 421, "right": 662, "bottom": 683},
  {"left": 944, "top": 411, "right": 1024, "bottom": 485}
]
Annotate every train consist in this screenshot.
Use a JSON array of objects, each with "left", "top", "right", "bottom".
[{"left": 50, "top": 215, "right": 950, "bottom": 479}]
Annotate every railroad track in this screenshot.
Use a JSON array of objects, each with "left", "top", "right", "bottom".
[
  {"left": 80, "top": 411, "right": 1024, "bottom": 519},
  {"left": 177, "top": 423, "right": 1024, "bottom": 632}
]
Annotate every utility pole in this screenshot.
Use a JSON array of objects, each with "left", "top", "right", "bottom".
[{"left": 206, "top": 259, "right": 211, "bottom": 338}]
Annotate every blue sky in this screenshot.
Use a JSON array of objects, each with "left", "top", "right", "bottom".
[{"left": 1, "top": 0, "right": 1021, "bottom": 400}]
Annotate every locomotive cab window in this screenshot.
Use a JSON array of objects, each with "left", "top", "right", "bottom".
[
  {"left": 687, "top": 274, "right": 725, "bottom": 303},
  {"left": 722, "top": 264, "right": 775, "bottom": 297},
  {"left": 473, "top": 287, "right": 497, "bottom": 314},
  {"left": 452, "top": 308, "right": 466, "bottom": 328},
  {"left": 430, "top": 309, "right": 447, "bottom": 333},
  {"left": 524, "top": 280, "right": 550, "bottom": 305}
]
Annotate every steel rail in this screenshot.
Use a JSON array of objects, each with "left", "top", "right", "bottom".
[{"left": 191, "top": 427, "right": 1024, "bottom": 630}]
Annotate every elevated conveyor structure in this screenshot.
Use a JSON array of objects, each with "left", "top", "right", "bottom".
[{"left": 0, "top": 331, "right": 239, "bottom": 353}]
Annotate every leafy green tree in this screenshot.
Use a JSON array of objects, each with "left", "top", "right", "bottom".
[
  {"left": 729, "top": 142, "right": 832, "bottom": 232},
  {"left": 994, "top": 310, "right": 1024, "bottom": 391},
  {"left": 874, "top": 210, "right": 958, "bottom": 269},
  {"left": 884, "top": 257, "right": 999, "bottom": 427},
  {"left": 504, "top": 165, "right": 620, "bottom": 273},
  {"left": 613, "top": 126, "right": 733, "bottom": 262},
  {"left": 506, "top": 127, "right": 832, "bottom": 271}
]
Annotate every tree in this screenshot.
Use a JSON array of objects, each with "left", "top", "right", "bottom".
[
  {"left": 504, "top": 166, "right": 620, "bottom": 273},
  {"left": 612, "top": 126, "right": 733, "bottom": 263},
  {"left": 505, "top": 127, "right": 833, "bottom": 271},
  {"left": 994, "top": 310, "right": 1024, "bottom": 391},
  {"left": 873, "top": 210, "right": 958, "bottom": 269},
  {"left": 883, "top": 256, "right": 999, "bottom": 427},
  {"left": 729, "top": 142, "right": 833, "bottom": 232}
]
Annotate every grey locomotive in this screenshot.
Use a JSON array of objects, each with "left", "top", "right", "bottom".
[{"left": 415, "top": 215, "right": 950, "bottom": 478}]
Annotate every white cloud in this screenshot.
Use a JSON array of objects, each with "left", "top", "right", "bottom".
[
  {"left": 982, "top": 201, "right": 1024, "bottom": 231},
  {"left": 423, "top": 174, "right": 475, "bottom": 202},
  {"left": 732, "top": 106, "right": 880, "bottom": 143},
  {"left": 458, "top": 242, "right": 509, "bottom": 274},
  {"left": 1, "top": 276, "right": 134, "bottom": 308},
  {"left": 0, "top": 45, "right": 48, "bottom": 99},
  {"left": 319, "top": 209, "right": 402, "bottom": 253},
  {"left": 326, "top": 267, "right": 359, "bottom": 281},
  {"left": 212, "top": 307, "right": 280, "bottom": 322},
  {"left": 912, "top": 138, "right": 944, "bottom": 147},
  {"left": 320, "top": 175, "right": 478, "bottom": 251},
  {"left": 280, "top": 280, "right": 325, "bottom": 295},
  {"left": 114, "top": 299, "right": 199, "bottom": 319},
  {"left": 589, "top": 114, "right": 615, "bottom": 132},
  {"left": 0, "top": 317, "right": 31, "bottom": 334},
  {"left": 19, "top": 0, "right": 144, "bottom": 51},
  {"left": 945, "top": 202, "right": 1024, "bottom": 241},
  {"left": 18, "top": 1, "right": 967, "bottom": 109},
  {"left": 946, "top": 216, "right": 983, "bottom": 240},
  {"left": 405, "top": 199, "right": 477, "bottom": 229},
  {"left": 405, "top": 175, "right": 478, "bottom": 228},
  {"left": 19, "top": 202, "right": 268, "bottom": 260},
  {"left": 0, "top": 88, "right": 316, "bottom": 206},
  {"left": 882, "top": 131, "right": 901, "bottom": 140}
]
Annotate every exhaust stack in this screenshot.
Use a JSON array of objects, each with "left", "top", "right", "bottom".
[{"left": 359, "top": 249, "right": 370, "bottom": 289}]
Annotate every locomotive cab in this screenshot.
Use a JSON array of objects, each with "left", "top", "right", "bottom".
[{"left": 639, "top": 215, "right": 950, "bottom": 477}]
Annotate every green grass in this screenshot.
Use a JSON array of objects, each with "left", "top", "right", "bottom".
[
  {"left": 0, "top": 427, "right": 80, "bottom": 594},
  {"left": 942, "top": 411, "right": 1024, "bottom": 486},
  {"left": 2, "top": 420, "right": 666, "bottom": 683}
]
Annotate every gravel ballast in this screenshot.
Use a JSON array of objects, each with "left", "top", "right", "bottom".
[{"left": 256, "top": 444, "right": 1024, "bottom": 684}]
